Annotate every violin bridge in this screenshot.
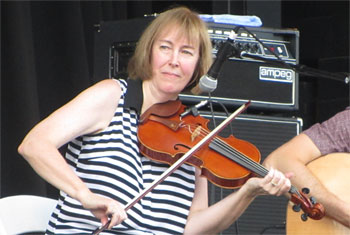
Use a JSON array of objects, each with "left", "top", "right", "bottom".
[{"left": 191, "top": 126, "right": 202, "bottom": 142}]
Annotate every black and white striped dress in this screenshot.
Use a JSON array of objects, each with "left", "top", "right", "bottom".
[{"left": 47, "top": 79, "right": 196, "bottom": 234}]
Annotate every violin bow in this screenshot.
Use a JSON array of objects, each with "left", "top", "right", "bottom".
[{"left": 92, "top": 101, "right": 251, "bottom": 234}]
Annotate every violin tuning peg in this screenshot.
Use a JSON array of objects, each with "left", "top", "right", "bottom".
[
  {"left": 301, "top": 213, "right": 308, "bottom": 221},
  {"left": 310, "top": 196, "right": 316, "bottom": 205},
  {"left": 292, "top": 204, "right": 301, "bottom": 212},
  {"left": 301, "top": 187, "right": 310, "bottom": 194}
]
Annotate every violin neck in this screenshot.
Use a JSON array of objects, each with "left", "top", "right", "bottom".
[
  {"left": 209, "top": 141, "right": 269, "bottom": 177},
  {"left": 208, "top": 141, "right": 301, "bottom": 195}
]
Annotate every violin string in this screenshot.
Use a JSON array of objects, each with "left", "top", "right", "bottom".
[
  {"left": 187, "top": 124, "right": 262, "bottom": 173},
  {"left": 211, "top": 135, "right": 301, "bottom": 195},
  {"left": 213, "top": 137, "right": 269, "bottom": 176},
  {"left": 185, "top": 124, "right": 301, "bottom": 196},
  {"left": 186, "top": 124, "right": 268, "bottom": 176}
]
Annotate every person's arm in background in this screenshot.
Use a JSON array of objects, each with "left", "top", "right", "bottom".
[{"left": 264, "top": 133, "right": 350, "bottom": 227}]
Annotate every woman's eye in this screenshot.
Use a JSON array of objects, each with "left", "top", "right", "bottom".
[
  {"left": 182, "top": 50, "right": 193, "bottom": 56},
  {"left": 160, "top": 45, "right": 170, "bottom": 50}
]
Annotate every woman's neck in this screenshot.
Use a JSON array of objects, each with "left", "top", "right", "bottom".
[{"left": 141, "top": 80, "right": 178, "bottom": 114}]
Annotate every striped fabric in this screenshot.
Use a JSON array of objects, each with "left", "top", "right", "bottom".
[{"left": 46, "top": 79, "right": 196, "bottom": 234}]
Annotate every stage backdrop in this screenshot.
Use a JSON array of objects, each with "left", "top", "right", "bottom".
[{"left": 1, "top": 0, "right": 348, "bottom": 204}]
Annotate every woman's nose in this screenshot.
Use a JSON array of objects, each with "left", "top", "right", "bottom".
[{"left": 168, "top": 51, "right": 180, "bottom": 67}]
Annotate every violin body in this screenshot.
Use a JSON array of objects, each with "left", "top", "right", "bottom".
[{"left": 138, "top": 100, "right": 261, "bottom": 189}]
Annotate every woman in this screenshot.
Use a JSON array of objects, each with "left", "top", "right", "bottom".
[{"left": 18, "top": 6, "right": 292, "bottom": 234}]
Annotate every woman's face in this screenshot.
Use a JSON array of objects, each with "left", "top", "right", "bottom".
[{"left": 150, "top": 27, "right": 200, "bottom": 96}]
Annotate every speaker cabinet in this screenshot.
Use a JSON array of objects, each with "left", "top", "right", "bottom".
[{"left": 200, "top": 111, "right": 302, "bottom": 234}]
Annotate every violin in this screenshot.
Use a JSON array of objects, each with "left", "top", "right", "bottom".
[
  {"left": 92, "top": 100, "right": 324, "bottom": 234},
  {"left": 93, "top": 101, "right": 251, "bottom": 234},
  {"left": 138, "top": 100, "right": 325, "bottom": 220},
  {"left": 138, "top": 100, "right": 259, "bottom": 188}
]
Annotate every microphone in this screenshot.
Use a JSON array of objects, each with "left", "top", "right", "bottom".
[
  {"left": 198, "top": 31, "right": 237, "bottom": 93},
  {"left": 180, "top": 100, "right": 208, "bottom": 118}
]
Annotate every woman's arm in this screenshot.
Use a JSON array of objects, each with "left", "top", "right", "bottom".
[
  {"left": 184, "top": 167, "right": 292, "bottom": 234},
  {"left": 18, "top": 79, "right": 127, "bottom": 228}
]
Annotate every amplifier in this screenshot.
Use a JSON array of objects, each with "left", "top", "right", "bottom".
[{"left": 93, "top": 18, "right": 299, "bottom": 111}]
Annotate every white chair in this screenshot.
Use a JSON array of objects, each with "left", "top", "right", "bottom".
[{"left": 0, "top": 195, "right": 57, "bottom": 235}]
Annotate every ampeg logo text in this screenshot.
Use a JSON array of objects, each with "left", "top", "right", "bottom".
[{"left": 259, "top": 66, "right": 294, "bottom": 83}]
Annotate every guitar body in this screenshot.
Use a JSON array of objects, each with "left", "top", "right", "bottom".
[{"left": 286, "top": 153, "right": 350, "bottom": 234}]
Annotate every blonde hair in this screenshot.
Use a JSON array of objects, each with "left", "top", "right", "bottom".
[{"left": 127, "top": 6, "right": 212, "bottom": 93}]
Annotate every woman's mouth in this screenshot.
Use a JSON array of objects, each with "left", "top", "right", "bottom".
[{"left": 162, "top": 71, "right": 180, "bottom": 78}]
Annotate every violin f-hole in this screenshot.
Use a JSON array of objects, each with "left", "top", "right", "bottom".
[{"left": 174, "top": 143, "right": 191, "bottom": 151}]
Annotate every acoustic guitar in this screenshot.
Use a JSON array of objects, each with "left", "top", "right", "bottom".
[{"left": 286, "top": 153, "right": 350, "bottom": 234}]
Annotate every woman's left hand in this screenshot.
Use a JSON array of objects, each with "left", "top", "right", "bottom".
[{"left": 244, "top": 168, "right": 293, "bottom": 197}]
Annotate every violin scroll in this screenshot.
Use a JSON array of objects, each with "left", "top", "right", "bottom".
[{"left": 290, "top": 186, "right": 325, "bottom": 221}]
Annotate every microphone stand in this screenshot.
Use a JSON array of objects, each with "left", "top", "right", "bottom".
[{"left": 240, "top": 53, "right": 350, "bottom": 84}]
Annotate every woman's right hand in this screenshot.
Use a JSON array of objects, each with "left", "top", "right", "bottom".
[{"left": 78, "top": 189, "right": 128, "bottom": 229}]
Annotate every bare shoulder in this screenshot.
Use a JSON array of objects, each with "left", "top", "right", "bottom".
[
  {"left": 75, "top": 79, "right": 122, "bottom": 107},
  {"left": 89, "top": 79, "right": 122, "bottom": 98},
  {"left": 94, "top": 78, "right": 121, "bottom": 89},
  {"left": 83, "top": 78, "right": 122, "bottom": 119},
  {"left": 59, "top": 79, "right": 123, "bottom": 134}
]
